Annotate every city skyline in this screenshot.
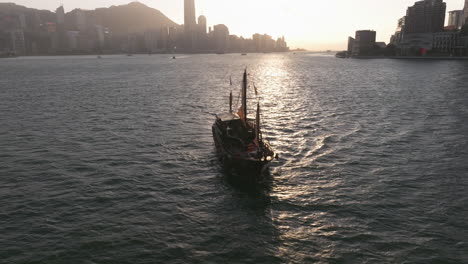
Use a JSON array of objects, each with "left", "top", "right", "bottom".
[{"left": 3, "top": 0, "right": 465, "bottom": 50}]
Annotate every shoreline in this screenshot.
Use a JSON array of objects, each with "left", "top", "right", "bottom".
[
  {"left": 350, "top": 56, "right": 468, "bottom": 60},
  {"left": 0, "top": 51, "right": 294, "bottom": 58}
]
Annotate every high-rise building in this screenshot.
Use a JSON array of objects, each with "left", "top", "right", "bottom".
[
  {"left": 404, "top": 0, "right": 446, "bottom": 33},
  {"left": 74, "top": 10, "right": 87, "bottom": 32},
  {"left": 213, "top": 24, "right": 229, "bottom": 53},
  {"left": 464, "top": 0, "right": 468, "bottom": 24},
  {"left": 351, "top": 30, "right": 376, "bottom": 56},
  {"left": 448, "top": 10, "right": 464, "bottom": 29},
  {"left": 196, "top": 15, "right": 208, "bottom": 51},
  {"left": 55, "top": 5, "right": 67, "bottom": 51},
  {"left": 184, "top": 0, "right": 197, "bottom": 51},
  {"left": 347, "top": 37, "right": 355, "bottom": 56},
  {"left": 9, "top": 30, "right": 26, "bottom": 55},
  {"left": 198, "top": 15, "right": 207, "bottom": 35},
  {"left": 56, "top": 6, "right": 65, "bottom": 25}
]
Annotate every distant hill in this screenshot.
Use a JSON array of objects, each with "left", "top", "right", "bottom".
[
  {"left": 0, "top": 2, "right": 178, "bottom": 35},
  {"left": 90, "top": 2, "right": 178, "bottom": 35},
  {"left": 0, "top": 3, "right": 55, "bottom": 24},
  {"left": 60, "top": 2, "right": 178, "bottom": 36}
]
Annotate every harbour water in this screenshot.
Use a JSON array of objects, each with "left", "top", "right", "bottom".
[{"left": 1, "top": 54, "right": 467, "bottom": 263}]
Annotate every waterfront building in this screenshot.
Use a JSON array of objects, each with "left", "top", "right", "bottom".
[
  {"left": 398, "top": 33, "right": 433, "bottom": 55},
  {"left": 95, "top": 25, "right": 106, "bottom": 50},
  {"left": 184, "top": 0, "right": 197, "bottom": 51},
  {"left": 56, "top": 6, "right": 65, "bottom": 25},
  {"left": 73, "top": 9, "right": 88, "bottom": 32},
  {"left": 198, "top": 15, "right": 207, "bottom": 35},
  {"left": 18, "top": 14, "right": 26, "bottom": 29},
  {"left": 351, "top": 30, "right": 376, "bottom": 56},
  {"left": 158, "top": 27, "right": 169, "bottom": 51},
  {"left": 347, "top": 37, "right": 354, "bottom": 57},
  {"left": 448, "top": 10, "right": 464, "bottom": 29},
  {"left": 55, "top": 5, "right": 68, "bottom": 51},
  {"left": 66, "top": 31, "right": 80, "bottom": 50},
  {"left": 213, "top": 24, "right": 229, "bottom": 53},
  {"left": 404, "top": 0, "right": 446, "bottom": 33},
  {"left": 390, "top": 17, "right": 406, "bottom": 45},
  {"left": 196, "top": 15, "right": 208, "bottom": 51},
  {"left": 9, "top": 29, "right": 26, "bottom": 55},
  {"left": 144, "top": 30, "right": 159, "bottom": 53},
  {"left": 276, "top": 36, "right": 288, "bottom": 52},
  {"left": 432, "top": 31, "right": 461, "bottom": 55},
  {"left": 464, "top": 0, "right": 468, "bottom": 24}
]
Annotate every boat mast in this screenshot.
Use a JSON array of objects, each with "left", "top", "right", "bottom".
[
  {"left": 229, "top": 91, "right": 233, "bottom": 112},
  {"left": 255, "top": 102, "right": 261, "bottom": 143},
  {"left": 242, "top": 69, "right": 247, "bottom": 121}
]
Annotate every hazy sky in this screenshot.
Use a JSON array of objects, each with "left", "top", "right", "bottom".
[{"left": 2, "top": 0, "right": 466, "bottom": 50}]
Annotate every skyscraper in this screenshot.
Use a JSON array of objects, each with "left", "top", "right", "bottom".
[
  {"left": 213, "top": 24, "right": 229, "bottom": 53},
  {"left": 198, "top": 15, "right": 207, "bottom": 35},
  {"left": 404, "top": 0, "right": 446, "bottom": 33},
  {"left": 448, "top": 10, "right": 464, "bottom": 29},
  {"left": 184, "top": 0, "right": 197, "bottom": 51},
  {"left": 464, "top": 0, "right": 468, "bottom": 24},
  {"left": 56, "top": 5, "right": 65, "bottom": 25},
  {"left": 351, "top": 30, "right": 376, "bottom": 56}
]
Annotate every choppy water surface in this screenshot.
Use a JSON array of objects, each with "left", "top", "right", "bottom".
[{"left": 1, "top": 54, "right": 468, "bottom": 263}]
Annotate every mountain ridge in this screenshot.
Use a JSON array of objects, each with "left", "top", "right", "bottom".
[{"left": 0, "top": 2, "right": 179, "bottom": 35}]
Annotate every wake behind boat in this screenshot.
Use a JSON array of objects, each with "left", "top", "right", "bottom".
[{"left": 212, "top": 69, "right": 277, "bottom": 178}]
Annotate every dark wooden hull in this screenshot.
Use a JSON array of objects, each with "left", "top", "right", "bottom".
[{"left": 212, "top": 124, "right": 271, "bottom": 176}]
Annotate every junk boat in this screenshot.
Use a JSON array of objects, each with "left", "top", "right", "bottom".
[{"left": 212, "top": 69, "right": 277, "bottom": 176}]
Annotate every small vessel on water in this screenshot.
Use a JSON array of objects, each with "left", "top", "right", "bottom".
[
  {"left": 212, "top": 69, "right": 276, "bottom": 177},
  {"left": 0, "top": 51, "right": 17, "bottom": 58},
  {"left": 335, "top": 51, "right": 347, "bottom": 58}
]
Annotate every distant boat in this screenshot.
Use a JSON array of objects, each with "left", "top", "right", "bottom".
[
  {"left": 127, "top": 54, "right": 133, "bottom": 57},
  {"left": 0, "top": 51, "right": 17, "bottom": 58},
  {"left": 97, "top": 55, "right": 102, "bottom": 59},
  {"left": 241, "top": 53, "right": 247, "bottom": 56},
  {"left": 212, "top": 69, "right": 277, "bottom": 177},
  {"left": 335, "top": 51, "right": 347, "bottom": 58},
  {"left": 172, "top": 56, "right": 176, "bottom": 59}
]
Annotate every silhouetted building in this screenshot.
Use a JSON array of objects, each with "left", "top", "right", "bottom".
[
  {"left": 276, "top": 36, "right": 288, "bottom": 51},
  {"left": 184, "top": 0, "right": 196, "bottom": 51},
  {"left": 56, "top": 6, "right": 65, "bottom": 25},
  {"left": 448, "top": 10, "right": 464, "bottom": 29},
  {"left": 399, "top": 33, "right": 433, "bottom": 55},
  {"left": 352, "top": 30, "right": 376, "bottom": 56},
  {"left": 72, "top": 9, "right": 87, "bottom": 31},
  {"left": 0, "top": 1, "right": 288, "bottom": 55},
  {"left": 144, "top": 30, "right": 159, "bottom": 53},
  {"left": 404, "top": 0, "right": 446, "bottom": 34},
  {"left": 198, "top": 15, "right": 206, "bottom": 35},
  {"left": 9, "top": 29, "right": 26, "bottom": 55},
  {"left": 55, "top": 5, "right": 68, "bottom": 51},
  {"left": 66, "top": 31, "right": 79, "bottom": 50},
  {"left": 464, "top": 0, "right": 468, "bottom": 24},
  {"left": 196, "top": 15, "right": 208, "bottom": 51},
  {"left": 390, "top": 17, "right": 406, "bottom": 45},
  {"left": 433, "top": 31, "right": 461, "bottom": 54},
  {"left": 347, "top": 37, "right": 354, "bottom": 56},
  {"left": 213, "top": 24, "right": 229, "bottom": 53}
]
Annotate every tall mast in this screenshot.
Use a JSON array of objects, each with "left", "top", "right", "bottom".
[
  {"left": 255, "top": 102, "right": 261, "bottom": 143},
  {"left": 229, "top": 91, "right": 233, "bottom": 112},
  {"left": 242, "top": 69, "right": 247, "bottom": 121}
]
